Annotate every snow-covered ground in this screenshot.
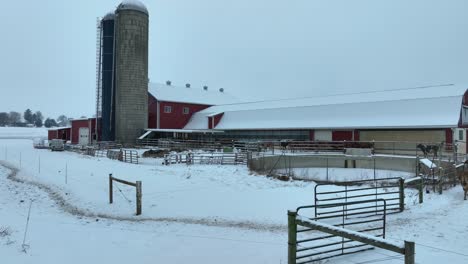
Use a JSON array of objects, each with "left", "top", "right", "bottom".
[
  {"left": 0, "top": 127, "right": 47, "bottom": 139},
  {"left": 1, "top": 136, "right": 468, "bottom": 263}
]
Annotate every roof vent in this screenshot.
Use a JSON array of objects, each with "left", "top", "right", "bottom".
[
  {"left": 186, "top": 83, "right": 191, "bottom": 88},
  {"left": 219, "top": 88, "right": 224, "bottom": 93},
  {"left": 166, "top": 80, "right": 171, "bottom": 86},
  {"left": 203, "top": 85, "right": 208, "bottom": 91}
]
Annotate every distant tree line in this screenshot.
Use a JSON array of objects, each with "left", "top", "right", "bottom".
[{"left": 0, "top": 109, "right": 71, "bottom": 128}]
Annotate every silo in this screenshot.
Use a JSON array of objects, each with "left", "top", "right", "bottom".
[
  {"left": 100, "top": 12, "right": 116, "bottom": 142},
  {"left": 114, "top": 0, "right": 149, "bottom": 145}
]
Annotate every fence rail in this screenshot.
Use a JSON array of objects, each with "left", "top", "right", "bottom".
[
  {"left": 288, "top": 200, "right": 415, "bottom": 264},
  {"left": 137, "top": 138, "right": 465, "bottom": 162},
  {"left": 122, "top": 149, "right": 138, "bottom": 164},
  {"left": 109, "top": 174, "right": 142, "bottom": 215},
  {"left": 163, "top": 153, "right": 248, "bottom": 165},
  {"left": 314, "top": 177, "right": 412, "bottom": 217}
]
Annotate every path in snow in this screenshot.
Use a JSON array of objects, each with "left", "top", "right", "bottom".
[
  {"left": 0, "top": 161, "right": 285, "bottom": 233},
  {"left": 0, "top": 165, "right": 286, "bottom": 264}
]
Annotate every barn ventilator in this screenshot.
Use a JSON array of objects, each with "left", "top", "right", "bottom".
[
  {"left": 288, "top": 199, "right": 415, "bottom": 264},
  {"left": 108, "top": 174, "right": 142, "bottom": 215}
]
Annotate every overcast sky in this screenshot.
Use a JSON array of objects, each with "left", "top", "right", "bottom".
[{"left": 1, "top": 0, "right": 468, "bottom": 119}]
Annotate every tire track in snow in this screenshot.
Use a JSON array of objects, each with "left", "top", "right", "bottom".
[{"left": 0, "top": 161, "right": 286, "bottom": 233}]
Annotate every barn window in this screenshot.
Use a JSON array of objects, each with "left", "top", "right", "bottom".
[
  {"left": 164, "top": 106, "right": 172, "bottom": 113},
  {"left": 183, "top": 107, "right": 190, "bottom": 115},
  {"left": 459, "top": 130, "right": 464, "bottom": 140}
]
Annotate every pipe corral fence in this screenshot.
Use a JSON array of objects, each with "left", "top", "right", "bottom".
[
  {"left": 136, "top": 139, "right": 465, "bottom": 162},
  {"left": 288, "top": 200, "right": 415, "bottom": 264}
]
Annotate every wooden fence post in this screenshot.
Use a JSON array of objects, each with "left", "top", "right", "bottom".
[
  {"left": 415, "top": 156, "right": 420, "bottom": 177},
  {"left": 136, "top": 181, "right": 142, "bottom": 215},
  {"left": 438, "top": 168, "right": 444, "bottom": 195},
  {"left": 404, "top": 241, "right": 415, "bottom": 264},
  {"left": 418, "top": 177, "right": 423, "bottom": 204},
  {"left": 288, "top": 210, "right": 297, "bottom": 264},
  {"left": 399, "top": 178, "right": 405, "bottom": 212},
  {"left": 109, "top": 174, "right": 113, "bottom": 204}
]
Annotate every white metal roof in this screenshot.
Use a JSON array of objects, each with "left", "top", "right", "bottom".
[
  {"left": 144, "top": 128, "right": 224, "bottom": 133},
  {"left": 184, "top": 84, "right": 467, "bottom": 130},
  {"left": 47, "top": 126, "right": 71, "bottom": 131},
  {"left": 148, "top": 82, "right": 240, "bottom": 106}
]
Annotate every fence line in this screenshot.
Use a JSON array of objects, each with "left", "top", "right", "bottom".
[
  {"left": 163, "top": 153, "right": 248, "bottom": 166},
  {"left": 109, "top": 174, "right": 142, "bottom": 215}
]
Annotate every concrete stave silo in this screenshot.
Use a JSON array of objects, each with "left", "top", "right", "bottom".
[{"left": 114, "top": 0, "right": 149, "bottom": 145}]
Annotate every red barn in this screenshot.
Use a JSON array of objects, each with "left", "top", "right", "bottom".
[{"left": 148, "top": 82, "right": 239, "bottom": 129}]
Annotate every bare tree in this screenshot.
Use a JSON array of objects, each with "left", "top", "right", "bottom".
[{"left": 57, "top": 115, "right": 69, "bottom": 126}]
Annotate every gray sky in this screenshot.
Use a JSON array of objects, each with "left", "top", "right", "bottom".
[{"left": 1, "top": 0, "right": 468, "bottom": 119}]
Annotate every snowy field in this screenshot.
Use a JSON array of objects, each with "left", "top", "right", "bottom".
[
  {"left": 0, "top": 127, "right": 47, "bottom": 139},
  {"left": 1, "top": 136, "right": 468, "bottom": 263}
]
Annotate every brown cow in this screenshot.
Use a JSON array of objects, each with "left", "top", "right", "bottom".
[{"left": 458, "top": 163, "right": 468, "bottom": 200}]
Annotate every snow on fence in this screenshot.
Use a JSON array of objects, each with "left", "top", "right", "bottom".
[
  {"left": 417, "top": 156, "right": 459, "bottom": 195},
  {"left": 121, "top": 150, "right": 138, "bottom": 164},
  {"left": 163, "top": 153, "right": 248, "bottom": 166},
  {"left": 89, "top": 149, "right": 139, "bottom": 164},
  {"left": 288, "top": 200, "right": 415, "bottom": 264},
  {"left": 109, "top": 174, "right": 142, "bottom": 215}
]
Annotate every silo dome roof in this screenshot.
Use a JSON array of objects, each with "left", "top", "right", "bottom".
[
  {"left": 102, "top": 12, "right": 115, "bottom": 21},
  {"left": 117, "top": 0, "right": 148, "bottom": 15}
]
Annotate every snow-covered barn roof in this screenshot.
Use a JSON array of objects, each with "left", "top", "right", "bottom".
[
  {"left": 148, "top": 82, "right": 239, "bottom": 106},
  {"left": 47, "top": 126, "right": 71, "bottom": 131},
  {"left": 184, "top": 84, "right": 467, "bottom": 130}
]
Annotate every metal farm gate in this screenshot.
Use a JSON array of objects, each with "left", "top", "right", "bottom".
[
  {"left": 314, "top": 177, "right": 406, "bottom": 217},
  {"left": 290, "top": 199, "right": 388, "bottom": 263},
  {"left": 122, "top": 149, "right": 138, "bottom": 164}
]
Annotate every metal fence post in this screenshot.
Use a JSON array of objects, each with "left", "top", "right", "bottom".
[
  {"left": 288, "top": 210, "right": 297, "bottom": 264},
  {"left": 404, "top": 241, "right": 415, "bottom": 264},
  {"left": 109, "top": 174, "right": 113, "bottom": 204},
  {"left": 399, "top": 178, "right": 405, "bottom": 212}
]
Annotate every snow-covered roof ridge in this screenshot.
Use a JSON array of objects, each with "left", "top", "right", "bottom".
[
  {"left": 196, "top": 84, "right": 467, "bottom": 115},
  {"left": 184, "top": 84, "right": 467, "bottom": 130},
  {"left": 47, "top": 126, "right": 71, "bottom": 131},
  {"left": 148, "top": 82, "right": 240, "bottom": 106}
]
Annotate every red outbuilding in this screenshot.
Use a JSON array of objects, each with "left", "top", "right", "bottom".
[
  {"left": 70, "top": 118, "right": 100, "bottom": 145},
  {"left": 47, "top": 127, "right": 71, "bottom": 141}
]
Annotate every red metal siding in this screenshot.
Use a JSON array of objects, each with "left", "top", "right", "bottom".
[
  {"left": 148, "top": 93, "right": 157, "bottom": 129},
  {"left": 71, "top": 120, "right": 88, "bottom": 144},
  {"left": 354, "top": 130, "right": 360, "bottom": 141},
  {"left": 445, "top": 128, "right": 453, "bottom": 144},
  {"left": 48, "top": 130, "right": 57, "bottom": 140},
  {"left": 71, "top": 119, "right": 100, "bottom": 144},
  {"left": 159, "top": 101, "right": 211, "bottom": 129},
  {"left": 332, "top": 131, "right": 353, "bottom": 141},
  {"left": 213, "top": 113, "right": 224, "bottom": 128},
  {"left": 309, "top": 130, "right": 314, "bottom": 141},
  {"left": 57, "top": 128, "right": 71, "bottom": 141}
]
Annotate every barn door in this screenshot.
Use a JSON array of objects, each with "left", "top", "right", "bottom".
[
  {"left": 79, "top": 127, "right": 89, "bottom": 145},
  {"left": 315, "top": 130, "right": 332, "bottom": 141}
]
